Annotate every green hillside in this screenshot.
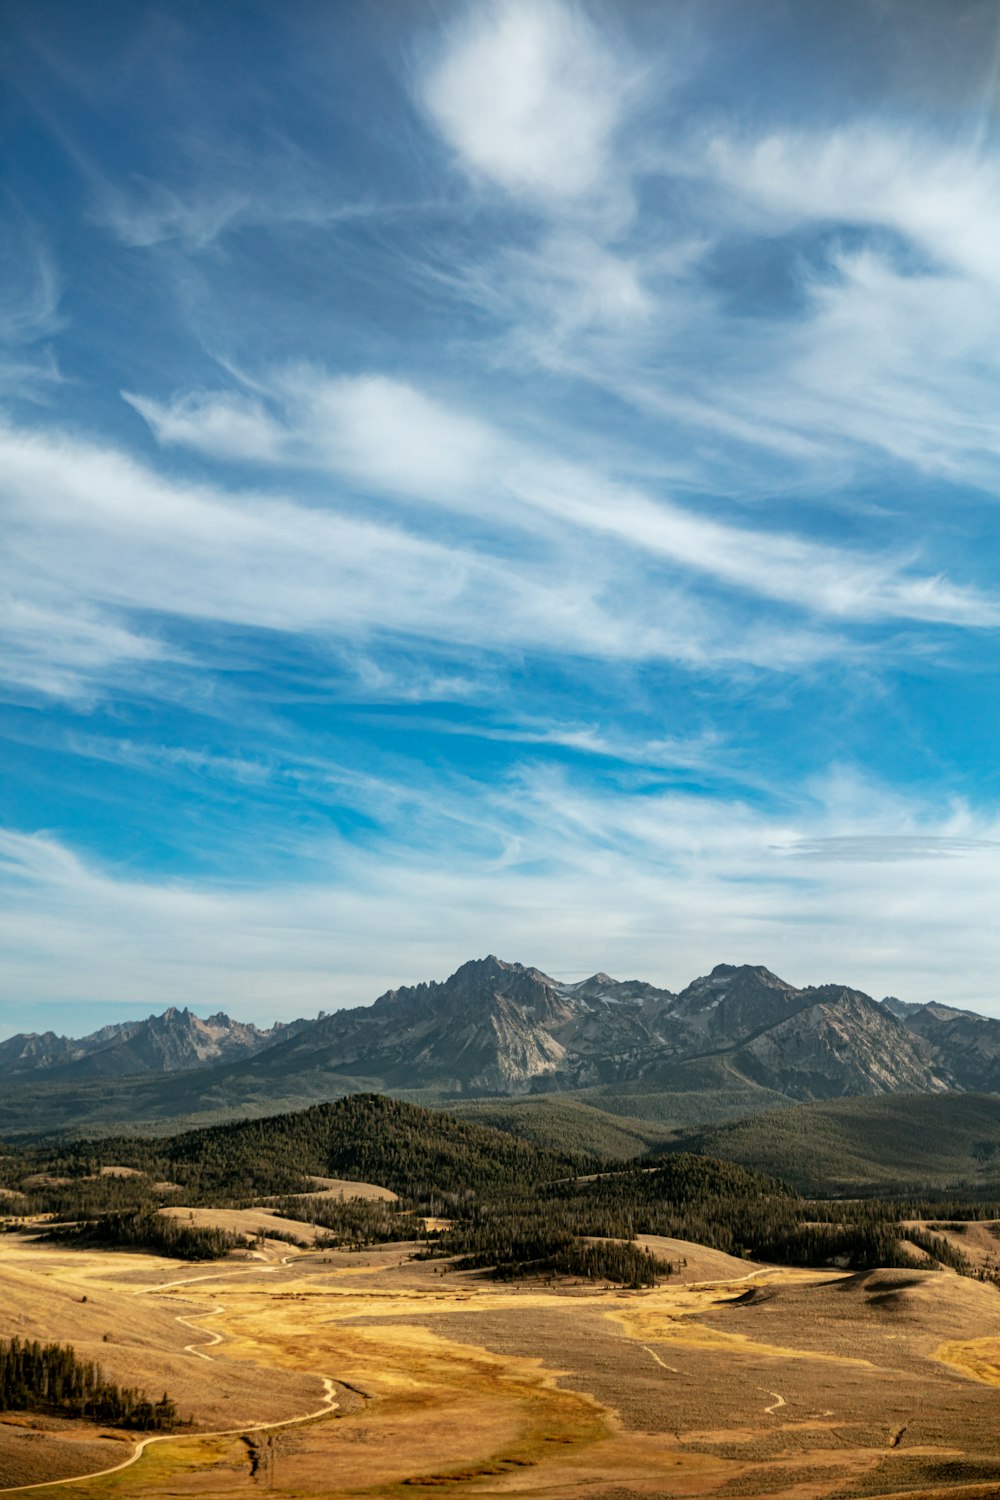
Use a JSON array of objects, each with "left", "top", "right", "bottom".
[
  {"left": 447, "top": 1096, "right": 677, "bottom": 1159},
  {"left": 2, "top": 1094, "right": 584, "bottom": 1211},
  {"left": 0, "top": 1064, "right": 382, "bottom": 1141},
  {"left": 9, "top": 1091, "right": 1000, "bottom": 1283},
  {"left": 677, "top": 1092, "right": 1000, "bottom": 1192},
  {"left": 575, "top": 1053, "right": 793, "bottom": 1128}
]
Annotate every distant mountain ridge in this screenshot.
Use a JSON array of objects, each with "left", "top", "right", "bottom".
[
  {"left": 0, "top": 1006, "right": 301, "bottom": 1081},
  {"left": 232, "top": 955, "right": 944, "bottom": 1102},
  {"left": 880, "top": 1000, "right": 1000, "bottom": 1093},
  {"left": 1, "top": 956, "right": 955, "bottom": 1107}
]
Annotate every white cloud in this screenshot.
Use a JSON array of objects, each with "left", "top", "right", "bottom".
[
  {"left": 0, "top": 597, "right": 165, "bottom": 701},
  {"left": 127, "top": 375, "right": 498, "bottom": 500},
  {"left": 419, "top": 0, "right": 636, "bottom": 203},
  {"left": 492, "top": 232, "right": 659, "bottom": 350},
  {"left": 129, "top": 374, "right": 1000, "bottom": 628},
  {"left": 124, "top": 389, "right": 287, "bottom": 464},
  {"left": 6, "top": 418, "right": 838, "bottom": 701},
  {"left": 702, "top": 125, "right": 1000, "bottom": 288},
  {"left": 769, "top": 248, "right": 1000, "bottom": 479},
  {"left": 633, "top": 122, "right": 1000, "bottom": 483},
  {"left": 283, "top": 372, "right": 499, "bottom": 499},
  {"left": 410, "top": 82, "right": 1000, "bottom": 491},
  {"left": 415, "top": 1, "right": 656, "bottom": 363}
]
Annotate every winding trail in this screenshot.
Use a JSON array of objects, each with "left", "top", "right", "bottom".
[
  {"left": 690, "top": 1268, "right": 769, "bottom": 1292},
  {"left": 0, "top": 1260, "right": 342, "bottom": 1495},
  {"left": 763, "top": 1390, "right": 786, "bottom": 1415},
  {"left": 642, "top": 1345, "right": 679, "bottom": 1373},
  {"left": 0, "top": 1377, "right": 340, "bottom": 1494},
  {"left": 175, "top": 1304, "right": 225, "bottom": 1361}
]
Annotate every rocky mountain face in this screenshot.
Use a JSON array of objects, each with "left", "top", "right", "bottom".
[
  {"left": 880, "top": 996, "right": 927, "bottom": 1020},
  {"left": 223, "top": 956, "right": 950, "bottom": 1102},
  {"left": 0, "top": 1007, "right": 296, "bottom": 1081},
  {"left": 887, "top": 1002, "right": 1000, "bottom": 1093},
  {"left": 734, "top": 986, "right": 945, "bottom": 1098},
  {"left": 0, "top": 958, "right": 966, "bottom": 1106}
]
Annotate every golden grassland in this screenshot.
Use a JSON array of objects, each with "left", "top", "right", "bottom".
[
  {"left": 3, "top": 1228, "right": 1000, "bottom": 1499},
  {"left": 158, "top": 1206, "right": 330, "bottom": 1245}
]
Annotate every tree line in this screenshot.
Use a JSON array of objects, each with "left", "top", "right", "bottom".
[
  {"left": 43, "top": 1210, "right": 244, "bottom": 1261},
  {"left": 0, "top": 1337, "right": 179, "bottom": 1429}
]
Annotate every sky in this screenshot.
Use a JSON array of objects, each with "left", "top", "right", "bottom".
[{"left": 4, "top": 0, "right": 1000, "bottom": 1036}]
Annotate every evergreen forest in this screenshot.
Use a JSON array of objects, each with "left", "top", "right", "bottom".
[{"left": 0, "top": 1337, "right": 179, "bottom": 1430}]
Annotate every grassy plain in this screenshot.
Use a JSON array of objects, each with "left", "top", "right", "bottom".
[{"left": 5, "top": 1226, "right": 1000, "bottom": 1499}]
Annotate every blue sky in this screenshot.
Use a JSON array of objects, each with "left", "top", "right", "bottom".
[{"left": 4, "top": 0, "right": 1000, "bottom": 1035}]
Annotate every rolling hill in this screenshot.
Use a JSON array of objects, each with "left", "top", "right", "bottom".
[{"left": 674, "top": 1092, "right": 1000, "bottom": 1192}]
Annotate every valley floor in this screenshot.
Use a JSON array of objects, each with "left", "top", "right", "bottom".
[{"left": 3, "top": 1233, "right": 1000, "bottom": 1499}]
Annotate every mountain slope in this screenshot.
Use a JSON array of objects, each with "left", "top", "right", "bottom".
[
  {"left": 734, "top": 986, "right": 945, "bottom": 1098},
  {"left": 243, "top": 956, "right": 681, "bottom": 1094},
  {"left": 893, "top": 1003, "right": 1000, "bottom": 1093},
  {"left": 243, "top": 955, "right": 946, "bottom": 1100},
  {"left": 675, "top": 1092, "right": 1000, "bottom": 1192},
  {"left": 0, "top": 1008, "right": 299, "bottom": 1082}
]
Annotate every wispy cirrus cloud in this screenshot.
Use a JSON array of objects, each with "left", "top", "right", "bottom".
[
  {"left": 128, "top": 372, "right": 1000, "bottom": 628},
  {"left": 0, "top": 198, "right": 64, "bottom": 396},
  {"left": 409, "top": 7, "right": 1000, "bottom": 499},
  {"left": 3, "top": 416, "right": 846, "bottom": 705},
  {"left": 700, "top": 124, "right": 1000, "bottom": 286}
]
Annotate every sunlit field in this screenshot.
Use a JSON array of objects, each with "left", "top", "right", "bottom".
[{"left": 4, "top": 1224, "right": 1000, "bottom": 1500}]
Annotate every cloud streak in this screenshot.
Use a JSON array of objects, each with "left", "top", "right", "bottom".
[{"left": 130, "top": 374, "right": 1000, "bottom": 628}]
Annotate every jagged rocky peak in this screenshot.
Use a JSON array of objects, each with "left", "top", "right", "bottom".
[
  {"left": 0, "top": 1004, "right": 288, "bottom": 1081},
  {"left": 683, "top": 961, "right": 795, "bottom": 992},
  {"left": 567, "top": 971, "right": 676, "bottom": 1008},
  {"left": 457, "top": 954, "right": 558, "bottom": 988},
  {"left": 373, "top": 955, "right": 562, "bottom": 1016},
  {"left": 880, "top": 994, "right": 924, "bottom": 1019},
  {"left": 2, "top": 955, "right": 985, "bottom": 1109},
  {"left": 677, "top": 963, "right": 800, "bottom": 1013},
  {"left": 153, "top": 1005, "right": 194, "bottom": 1026}
]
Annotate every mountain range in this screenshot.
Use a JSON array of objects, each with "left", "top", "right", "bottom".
[
  {"left": 0, "top": 1007, "right": 302, "bottom": 1080},
  {"left": 5, "top": 956, "right": 1000, "bottom": 1143},
  {"left": 219, "top": 956, "right": 950, "bottom": 1099}
]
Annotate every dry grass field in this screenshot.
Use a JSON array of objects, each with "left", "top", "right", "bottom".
[
  {"left": 158, "top": 1205, "right": 330, "bottom": 1245},
  {"left": 3, "top": 1228, "right": 1000, "bottom": 1499}
]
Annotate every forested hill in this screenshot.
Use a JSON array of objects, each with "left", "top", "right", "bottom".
[
  {"left": 9, "top": 1090, "right": 1000, "bottom": 1218},
  {"left": 8, "top": 1092, "right": 1000, "bottom": 1282},
  {"left": 448, "top": 1096, "right": 677, "bottom": 1159},
  {"left": 674, "top": 1092, "right": 1000, "bottom": 1192},
  {"left": 2, "top": 1094, "right": 585, "bottom": 1208}
]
